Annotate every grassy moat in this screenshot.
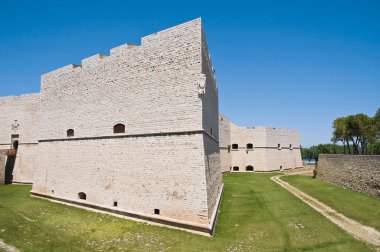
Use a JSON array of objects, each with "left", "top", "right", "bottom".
[{"left": 0, "top": 173, "right": 378, "bottom": 251}]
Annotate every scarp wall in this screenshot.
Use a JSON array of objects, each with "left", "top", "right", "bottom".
[
  {"left": 31, "top": 18, "right": 222, "bottom": 232},
  {"left": 317, "top": 154, "right": 380, "bottom": 199}
]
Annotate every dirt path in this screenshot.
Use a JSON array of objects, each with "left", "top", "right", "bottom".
[
  {"left": 0, "top": 239, "right": 19, "bottom": 252},
  {"left": 271, "top": 173, "right": 380, "bottom": 249}
]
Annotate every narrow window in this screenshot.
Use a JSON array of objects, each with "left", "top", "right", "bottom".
[
  {"left": 278, "top": 144, "right": 281, "bottom": 150},
  {"left": 246, "top": 165, "right": 254, "bottom": 171},
  {"left": 78, "top": 192, "right": 86, "bottom": 200},
  {"left": 113, "top": 124, "right": 125, "bottom": 134},
  {"left": 233, "top": 166, "right": 239, "bottom": 171},
  {"left": 154, "top": 209, "right": 160, "bottom": 215},
  {"left": 232, "top": 144, "right": 239, "bottom": 150},
  {"left": 246, "top": 143, "right": 253, "bottom": 149},
  {"left": 113, "top": 201, "right": 118, "bottom": 207},
  {"left": 67, "top": 129, "right": 74, "bottom": 137},
  {"left": 289, "top": 144, "right": 293, "bottom": 150},
  {"left": 210, "top": 128, "right": 213, "bottom": 135},
  {"left": 280, "top": 166, "right": 283, "bottom": 171}
]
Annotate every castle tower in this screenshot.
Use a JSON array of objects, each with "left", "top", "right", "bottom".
[{"left": 31, "top": 18, "right": 223, "bottom": 235}]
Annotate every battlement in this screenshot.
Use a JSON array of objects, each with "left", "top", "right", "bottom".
[
  {"left": 141, "top": 17, "right": 201, "bottom": 45},
  {"left": 81, "top": 54, "right": 109, "bottom": 69},
  {"left": 110, "top": 44, "right": 139, "bottom": 57},
  {"left": 42, "top": 18, "right": 202, "bottom": 79},
  {"left": 0, "top": 93, "right": 40, "bottom": 103}
]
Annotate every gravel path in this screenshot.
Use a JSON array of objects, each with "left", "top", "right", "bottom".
[
  {"left": 0, "top": 240, "right": 19, "bottom": 252},
  {"left": 271, "top": 174, "right": 380, "bottom": 248}
]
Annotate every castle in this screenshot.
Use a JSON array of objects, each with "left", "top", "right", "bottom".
[
  {"left": 0, "top": 19, "right": 222, "bottom": 235},
  {"left": 219, "top": 115, "right": 303, "bottom": 172},
  {"left": 0, "top": 18, "right": 302, "bottom": 235}
]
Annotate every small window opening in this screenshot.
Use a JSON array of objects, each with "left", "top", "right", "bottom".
[
  {"left": 246, "top": 165, "right": 254, "bottom": 171},
  {"left": 221, "top": 118, "right": 224, "bottom": 121},
  {"left": 233, "top": 166, "right": 239, "bottom": 171},
  {"left": 246, "top": 143, "right": 253, "bottom": 149},
  {"left": 113, "top": 201, "right": 118, "bottom": 207},
  {"left": 289, "top": 144, "right": 293, "bottom": 150},
  {"left": 13, "top": 140, "right": 19, "bottom": 150},
  {"left": 51, "top": 190, "right": 54, "bottom": 194},
  {"left": 78, "top": 192, "right": 86, "bottom": 200},
  {"left": 113, "top": 123, "right": 125, "bottom": 134},
  {"left": 280, "top": 166, "right": 283, "bottom": 171},
  {"left": 154, "top": 209, "right": 160, "bottom": 215},
  {"left": 278, "top": 144, "right": 281, "bottom": 150},
  {"left": 210, "top": 128, "right": 213, "bottom": 135},
  {"left": 67, "top": 129, "right": 74, "bottom": 137},
  {"left": 232, "top": 144, "right": 239, "bottom": 150}
]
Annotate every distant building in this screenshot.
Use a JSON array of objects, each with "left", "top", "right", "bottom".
[{"left": 219, "top": 114, "right": 303, "bottom": 172}]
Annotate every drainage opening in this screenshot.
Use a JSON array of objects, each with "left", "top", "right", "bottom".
[{"left": 78, "top": 192, "right": 86, "bottom": 200}]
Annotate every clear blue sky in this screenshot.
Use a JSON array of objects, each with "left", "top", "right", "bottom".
[{"left": 1, "top": 0, "right": 379, "bottom": 147}]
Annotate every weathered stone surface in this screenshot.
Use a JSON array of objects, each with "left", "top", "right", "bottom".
[
  {"left": 219, "top": 114, "right": 303, "bottom": 172},
  {"left": 0, "top": 94, "right": 39, "bottom": 183},
  {"left": 30, "top": 18, "right": 221, "bottom": 231},
  {"left": 0, "top": 150, "right": 6, "bottom": 184},
  {"left": 317, "top": 154, "right": 380, "bottom": 199},
  {"left": 0, "top": 18, "right": 223, "bottom": 234}
]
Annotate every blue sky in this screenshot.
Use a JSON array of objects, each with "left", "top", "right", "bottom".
[{"left": 0, "top": 0, "right": 379, "bottom": 147}]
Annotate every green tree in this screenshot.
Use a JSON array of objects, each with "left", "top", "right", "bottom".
[
  {"left": 374, "top": 108, "right": 380, "bottom": 139},
  {"left": 333, "top": 117, "right": 350, "bottom": 154}
]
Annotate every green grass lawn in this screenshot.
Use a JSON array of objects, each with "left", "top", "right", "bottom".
[
  {"left": 0, "top": 173, "right": 374, "bottom": 251},
  {"left": 282, "top": 175, "right": 380, "bottom": 232}
]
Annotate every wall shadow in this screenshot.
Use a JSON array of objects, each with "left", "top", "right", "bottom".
[{"left": 5, "top": 156, "right": 16, "bottom": 184}]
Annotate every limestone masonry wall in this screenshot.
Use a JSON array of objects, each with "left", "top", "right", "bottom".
[
  {"left": 219, "top": 115, "right": 231, "bottom": 172},
  {"left": 0, "top": 93, "right": 39, "bottom": 183},
  {"left": 30, "top": 18, "right": 222, "bottom": 233},
  {"left": 39, "top": 20, "right": 203, "bottom": 140},
  {"left": 0, "top": 150, "right": 6, "bottom": 184},
  {"left": 317, "top": 154, "right": 380, "bottom": 199},
  {"left": 219, "top": 115, "right": 303, "bottom": 172}
]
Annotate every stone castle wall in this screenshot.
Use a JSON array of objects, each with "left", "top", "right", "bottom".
[
  {"left": 219, "top": 115, "right": 231, "bottom": 172},
  {"left": 219, "top": 115, "right": 303, "bottom": 172},
  {"left": 0, "top": 94, "right": 39, "bottom": 183},
  {"left": 0, "top": 150, "right": 6, "bottom": 184},
  {"left": 200, "top": 26, "right": 222, "bottom": 219},
  {"left": 31, "top": 18, "right": 222, "bottom": 232},
  {"left": 317, "top": 154, "right": 380, "bottom": 199}
]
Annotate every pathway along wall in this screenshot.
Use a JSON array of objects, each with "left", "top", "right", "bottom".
[{"left": 317, "top": 154, "right": 380, "bottom": 199}]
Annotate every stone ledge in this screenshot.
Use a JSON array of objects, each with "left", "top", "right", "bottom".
[{"left": 31, "top": 184, "right": 224, "bottom": 236}]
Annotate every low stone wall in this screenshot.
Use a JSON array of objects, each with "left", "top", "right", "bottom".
[
  {"left": 0, "top": 150, "right": 6, "bottom": 184},
  {"left": 317, "top": 154, "right": 380, "bottom": 199}
]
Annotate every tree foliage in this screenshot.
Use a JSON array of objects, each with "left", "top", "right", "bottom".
[
  {"left": 303, "top": 108, "right": 380, "bottom": 159},
  {"left": 331, "top": 109, "right": 379, "bottom": 155}
]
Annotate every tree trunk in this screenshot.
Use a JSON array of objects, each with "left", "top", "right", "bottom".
[
  {"left": 347, "top": 140, "right": 351, "bottom": 154},
  {"left": 343, "top": 142, "right": 346, "bottom": 154}
]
